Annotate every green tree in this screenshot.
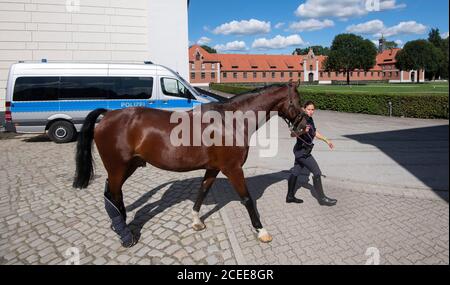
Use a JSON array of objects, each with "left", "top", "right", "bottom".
[
  {"left": 324, "top": 34, "right": 377, "bottom": 85},
  {"left": 384, "top": 41, "right": 398, "bottom": 49},
  {"left": 395, "top": 40, "right": 442, "bottom": 83},
  {"left": 428, "top": 28, "right": 442, "bottom": 49},
  {"left": 292, "top": 46, "right": 330, "bottom": 56},
  {"left": 427, "top": 28, "right": 449, "bottom": 80},
  {"left": 201, "top": 45, "right": 217, "bottom": 54}
]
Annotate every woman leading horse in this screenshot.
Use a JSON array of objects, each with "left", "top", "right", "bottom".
[{"left": 73, "top": 80, "right": 306, "bottom": 247}]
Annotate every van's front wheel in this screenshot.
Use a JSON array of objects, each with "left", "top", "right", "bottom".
[{"left": 48, "top": 121, "right": 76, "bottom": 143}]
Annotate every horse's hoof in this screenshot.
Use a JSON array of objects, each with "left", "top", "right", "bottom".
[
  {"left": 192, "top": 223, "right": 206, "bottom": 231},
  {"left": 257, "top": 228, "right": 273, "bottom": 243}
]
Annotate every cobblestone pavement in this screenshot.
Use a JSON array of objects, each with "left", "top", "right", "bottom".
[{"left": 0, "top": 129, "right": 448, "bottom": 265}]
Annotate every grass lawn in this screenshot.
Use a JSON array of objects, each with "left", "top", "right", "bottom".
[{"left": 300, "top": 82, "right": 449, "bottom": 96}]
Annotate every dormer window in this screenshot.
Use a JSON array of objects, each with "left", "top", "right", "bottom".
[{"left": 195, "top": 51, "right": 201, "bottom": 61}]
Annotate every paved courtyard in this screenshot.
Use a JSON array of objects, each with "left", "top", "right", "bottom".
[{"left": 0, "top": 110, "right": 448, "bottom": 265}]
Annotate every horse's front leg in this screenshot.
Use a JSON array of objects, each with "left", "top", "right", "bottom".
[
  {"left": 222, "top": 167, "right": 272, "bottom": 243},
  {"left": 192, "top": 169, "right": 220, "bottom": 231}
]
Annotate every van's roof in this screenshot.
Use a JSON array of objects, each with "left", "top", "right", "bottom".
[{"left": 10, "top": 62, "right": 178, "bottom": 77}]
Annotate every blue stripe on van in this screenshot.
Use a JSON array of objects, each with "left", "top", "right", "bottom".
[{"left": 11, "top": 99, "right": 200, "bottom": 112}]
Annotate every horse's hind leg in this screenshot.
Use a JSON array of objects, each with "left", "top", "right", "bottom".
[
  {"left": 222, "top": 167, "right": 272, "bottom": 243},
  {"left": 192, "top": 169, "right": 219, "bottom": 231},
  {"left": 104, "top": 162, "right": 139, "bottom": 248}
]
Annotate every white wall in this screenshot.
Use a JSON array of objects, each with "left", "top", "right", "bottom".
[
  {"left": 148, "top": 0, "right": 189, "bottom": 81},
  {"left": 0, "top": 0, "right": 190, "bottom": 114}
]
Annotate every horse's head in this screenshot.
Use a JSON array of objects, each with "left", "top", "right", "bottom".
[{"left": 278, "top": 80, "right": 308, "bottom": 136}]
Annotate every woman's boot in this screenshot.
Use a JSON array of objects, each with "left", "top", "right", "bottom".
[
  {"left": 313, "top": 176, "right": 337, "bottom": 206},
  {"left": 286, "top": 174, "right": 303, "bottom": 204}
]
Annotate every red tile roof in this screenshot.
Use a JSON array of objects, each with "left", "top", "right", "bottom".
[{"left": 189, "top": 45, "right": 399, "bottom": 72}]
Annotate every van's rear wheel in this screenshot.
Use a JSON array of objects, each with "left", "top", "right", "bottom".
[{"left": 48, "top": 121, "right": 76, "bottom": 143}]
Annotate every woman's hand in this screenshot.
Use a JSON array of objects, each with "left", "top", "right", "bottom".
[{"left": 327, "top": 141, "right": 334, "bottom": 150}]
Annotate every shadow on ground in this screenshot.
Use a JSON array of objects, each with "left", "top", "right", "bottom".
[
  {"left": 345, "top": 125, "right": 449, "bottom": 202},
  {"left": 126, "top": 170, "right": 315, "bottom": 240}
]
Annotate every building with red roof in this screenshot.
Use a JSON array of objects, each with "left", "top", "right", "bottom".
[{"left": 189, "top": 41, "right": 424, "bottom": 86}]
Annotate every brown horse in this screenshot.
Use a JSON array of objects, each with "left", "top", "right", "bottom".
[{"left": 73, "top": 80, "right": 306, "bottom": 247}]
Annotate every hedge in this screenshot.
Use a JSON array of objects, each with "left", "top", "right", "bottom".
[{"left": 210, "top": 83, "right": 449, "bottom": 119}]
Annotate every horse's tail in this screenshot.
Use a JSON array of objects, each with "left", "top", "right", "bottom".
[{"left": 73, "top": 108, "right": 108, "bottom": 189}]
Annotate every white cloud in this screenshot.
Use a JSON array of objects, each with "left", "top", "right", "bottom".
[
  {"left": 377, "top": 21, "right": 427, "bottom": 37},
  {"left": 443, "top": 32, "right": 449, "bottom": 39},
  {"left": 275, "top": 22, "right": 285, "bottom": 29},
  {"left": 252, "top": 35, "right": 306, "bottom": 50},
  {"left": 289, "top": 19, "right": 334, "bottom": 32},
  {"left": 295, "top": 0, "right": 406, "bottom": 19},
  {"left": 214, "top": 41, "right": 248, "bottom": 51},
  {"left": 346, "top": 20, "right": 427, "bottom": 38},
  {"left": 394, "top": 39, "right": 403, "bottom": 47},
  {"left": 212, "top": 19, "right": 271, "bottom": 35},
  {"left": 346, "top": 19, "right": 385, "bottom": 34},
  {"left": 197, "top": 36, "right": 211, "bottom": 45}
]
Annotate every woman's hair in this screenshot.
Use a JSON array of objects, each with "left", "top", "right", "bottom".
[{"left": 303, "top": 100, "right": 315, "bottom": 108}]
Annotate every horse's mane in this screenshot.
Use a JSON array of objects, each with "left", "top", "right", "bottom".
[{"left": 228, "top": 83, "right": 287, "bottom": 103}]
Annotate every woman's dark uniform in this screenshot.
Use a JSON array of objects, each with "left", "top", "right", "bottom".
[{"left": 287, "top": 116, "right": 337, "bottom": 206}]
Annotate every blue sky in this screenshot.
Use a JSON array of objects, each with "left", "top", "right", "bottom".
[{"left": 188, "top": 0, "right": 449, "bottom": 54}]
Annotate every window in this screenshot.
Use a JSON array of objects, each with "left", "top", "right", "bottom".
[
  {"left": 191, "top": 63, "right": 195, "bottom": 70},
  {"left": 201, "top": 64, "right": 205, "bottom": 70},
  {"left": 211, "top": 72, "right": 215, "bottom": 79},
  {"left": 14, "top": 77, "right": 59, "bottom": 101},
  {"left": 201, "top": 72, "right": 205, "bottom": 79},
  {"left": 59, "top": 77, "right": 110, "bottom": 100},
  {"left": 309, "top": 65, "right": 313, "bottom": 71},
  {"left": 320, "top": 72, "right": 323, "bottom": 78},
  {"left": 14, "top": 76, "right": 154, "bottom": 101},
  {"left": 328, "top": 72, "right": 331, "bottom": 78},
  {"left": 262, "top": 72, "right": 266, "bottom": 78},
  {"left": 357, "top": 72, "right": 360, "bottom": 77},
  {"left": 243, "top": 72, "right": 247, "bottom": 79},
  {"left": 280, "top": 72, "right": 284, "bottom": 78},
  {"left": 233, "top": 72, "right": 237, "bottom": 79},
  {"left": 223, "top": 72, "right": 227, "bottom": 78},
  {"left": 160, "top": 78, "right": 192, "bottom": 99},
  {"left": 191, "top": 73, "right": 195, "bottom": 80},
  {"left": 272, "top": 72, "right": 275, "bottom": 79},
  {"left": 211, "top": 63, "right": 215, "bottom": 70},
  {"left": 108, "top": 77, "right": 153, "bottom": 100},
  {"left": 298, "top": 72, "right": 302, "bottom": 77},
  {"left": 253, "top": 72, "right": 257, "bottom": 78},
  {"left": 195, "top": 53, "right": 200, "bottom": 61},
  {"left": 289, "top": 72, "right": 293, "bottom": 78},
  {"left": 336, "top": 72, "right": 339, "bottom": 77}
]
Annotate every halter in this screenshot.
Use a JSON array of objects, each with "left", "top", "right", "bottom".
[{"left": 282, "top": 84, "right": 306, "bottom": 137}]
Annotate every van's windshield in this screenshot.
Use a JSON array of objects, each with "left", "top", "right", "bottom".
[{"left": 161, "top": 65, "right": 200, "bottom": 98}]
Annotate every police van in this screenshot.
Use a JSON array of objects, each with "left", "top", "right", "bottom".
[{"left": 5, "top": 61, "right": 219, "bottom": 143}]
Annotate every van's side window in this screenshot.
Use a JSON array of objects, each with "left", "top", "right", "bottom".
[
  {"left": 14, "top": 76, "right": 153, "bottom": 101},
  {"left": 111, "top": 77, "right": 153, "bottom": 99},
  {"left": 13, "top": 77, "right": 59, "bottom": 101},
  {"left": 160, "top": 78, "right": 192, "bottom": 99},
  {"left": 59, "top": 77, "right": 110, "bottom": 100}
]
